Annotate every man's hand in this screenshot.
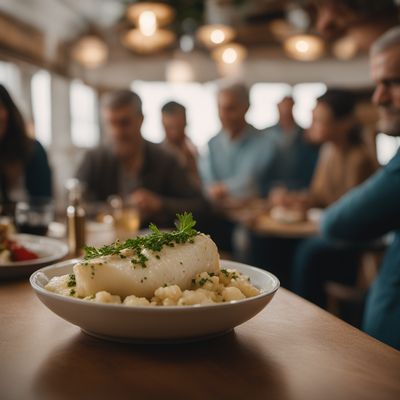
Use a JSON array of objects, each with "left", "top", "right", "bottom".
[
  {"left": 207, "top": 183, "right": 229, "bottom": 201},
  {"left": 130, "top": 189, "right": 163, "bottom": 216}
]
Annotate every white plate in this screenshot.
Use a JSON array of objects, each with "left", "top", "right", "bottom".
[
  {"left": 30, "top": 259, "right": 280, "bottom": 343},
  {"left": 0, "top": 234, "right": 69, "bottom": 279}
]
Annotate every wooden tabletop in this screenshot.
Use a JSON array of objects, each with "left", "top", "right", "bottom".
[
  {"left": 216, "top": 199, "right": 319, "bottom": 238},
  {"left": 1, "top": 279, "right": 399, "bottom": 400},
  {"left": 250, "top": 214, "right": 319, "bottom": 238}
]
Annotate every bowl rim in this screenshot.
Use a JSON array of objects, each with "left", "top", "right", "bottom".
[{"left": 30, "top": 258, "right": 280, "bottom": 312}]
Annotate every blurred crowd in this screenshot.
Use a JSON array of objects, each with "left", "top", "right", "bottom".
[{"left": 1, "top": 1, "right": 400, "bottom": 350}]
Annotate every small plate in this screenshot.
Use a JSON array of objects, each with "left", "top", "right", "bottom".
[
  {"left": 30, "top": 259, "right": 280, "bottom": 343},
  {"left": 0, "top": 234, "right": 69, "bottom": 279}
]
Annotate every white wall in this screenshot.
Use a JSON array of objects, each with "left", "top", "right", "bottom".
[{"left": 85, "top": 51, "right": 372, "bottom": 89}]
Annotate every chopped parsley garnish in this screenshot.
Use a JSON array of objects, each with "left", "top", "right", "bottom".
[
  {"left": 67, "top": 274, "right": 76, "bottom": 287},
  {"left": 69, "top": 289, "right": 76, "bottom": 296},
  {"left": 220, "top": 269, "right": 238, "bottom": 280},
  {"left": 83, "top": 213, "right": 199, "bottom": 268},
  {"left": 198, "top": 277, "right": 210, "bottom": 287}
]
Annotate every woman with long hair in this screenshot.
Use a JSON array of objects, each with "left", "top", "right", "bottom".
[
  {"left": 304, "top": 89, "right": 377, "bottom": 207},
  {"left": 0, "top": 84, "right": 52, "bottom": 208},
  {"left": 271, "top": 89, "right": 377, "bottom": 210}
]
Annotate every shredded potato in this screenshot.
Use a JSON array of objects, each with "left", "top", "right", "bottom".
[{"left": 45, "top": 267, "right": 260, "bottom": 307}]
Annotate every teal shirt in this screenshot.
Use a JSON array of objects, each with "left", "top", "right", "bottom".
[
  {"left": 260, "top": 124, "right": 320, "bottom": 195},
  {"left": 321, "top": 150, "right": 400, "bottom": 349},
  {"left": 199, "top": 124, "right": 278, "bottom": 198}
]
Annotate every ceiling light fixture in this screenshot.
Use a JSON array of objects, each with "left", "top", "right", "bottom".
[
  {"left": 71, "top": 35, "right": 108, "bottom": 69},
  {"left": 269, "top": 19, "right": 300, "bottom": 41},
  {"left": 123, "top": 2, "right": 175, "bottom": 54},
  {"left": 284, "top": 34, "right": 325, "bottom": 61},
  {"left": 126, "top": 2, "right": 174, "bottom": 27},
  {"left": 197, "top": 24, "right": 235, "bottom": 48},
  {"left": 212, "top": 43, "right": 247, "bottom": 65},
  {"left": 166, "top": 59, "right": 194, "bottom": 82},
  {"left": 332, "top": 35, "right": 358, "bottom": 60},
  {"left": 138, "top": 10, "right": 157, "bottom": 37},
  {"left": 122, "top": 29, "right": 176, "bottom": 54}
]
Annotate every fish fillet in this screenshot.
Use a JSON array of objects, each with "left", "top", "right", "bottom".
[{"left": 74, "top": 234, "right": 219, "bottom": 298}]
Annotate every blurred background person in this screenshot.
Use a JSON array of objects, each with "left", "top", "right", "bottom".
[
  {"left": 261, "top": 95, "right": 320, "bottom": 195},
  {"left": 0, "top": 84, "right": 52, "bottom": 213},
  {"left": 250, "top": 89, "right": 377, "bottom": 288},
  {"left": 290, "top": 89, "right": 379, "bottom": 306},
  {"left": 321, "top": 27, "right": 400, "bottom": 349},
  {"left": 161, "top": 101, "right": 200, "bottom": 188},
  {"left": 76, "top": 90, "right": 207, "bottom": 227},
  {"left": 311, "top": 0, "right": 398, "bottom": 50},
  {"left": 199, "top": 82, "right": 278, "bottom": 254},
  {"left": 200, "top": 82, "right": 277, "bottom": 202},
  {"left": 274, "top": 89, "right": 378, "bottom": 210}
]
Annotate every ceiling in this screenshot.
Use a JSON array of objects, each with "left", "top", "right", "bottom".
[
  {"left": 0, "top": 0, "right": 379, "bottom": 87},
  {"left": 0, "top": 0, "right": 306, "bottom": 51}
]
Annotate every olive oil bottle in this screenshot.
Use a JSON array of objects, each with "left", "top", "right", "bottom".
[{"left": 66, "top": 179, "right": 86, "bottom": 257}]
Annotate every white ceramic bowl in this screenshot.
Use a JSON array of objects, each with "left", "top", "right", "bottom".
[
  {"left": 30, "top": 259, "right": 280, "bottom": 343},
  {"left": 0, "top": 234, "right": 69, "bottom": 279}
]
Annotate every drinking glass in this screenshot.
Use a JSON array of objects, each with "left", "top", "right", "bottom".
[
  {"left": 15, "top": 198, "right": 54, "bottom": 236},
  {"left": 108, "top": 196, "right": 141, "bottom": 235}
]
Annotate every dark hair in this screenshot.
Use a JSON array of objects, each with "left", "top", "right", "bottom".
[
  {"left": 161, "top": 101, "right": 186, "bottom": 115},
  {"left": 0, "top": 84, "right": 32, "bottom": 167},
  {"left": 317, "top": 88, "right": 362, "bottom": 145},
  {"left": 317, "top": 89, "right": 357, "bottom": 119},
  {"left": 102, "top": 89, "right": 143, "bottom": 115}
]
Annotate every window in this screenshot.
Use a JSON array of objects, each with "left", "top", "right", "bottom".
[
  {"left": 132, "top": 80, "right": 327, "bottom": 151},
  {"left": 248, "top": 82, "right": 327, "bottom": 130},
  {"left": 0, "top": 61, "right": 21, "bottom": 99},
  {"left": 0, "top": 60, "right": 26, "bottom": 116},
  {"left": 248, "top": 83, "right": 292, "bottom": 129},
  {"left": 292, "top": 83, "right": 327, "bottom": 128},
  {"left": 132, "top": 80, "right": 219, "bottom": 149},
  {"left": 376, "top": 133, "right": 400, "bottom": 165},
  {"left": 70, "top": 80, "right": 100, "bottom": 148},
  {"left": 31, "top": 69, "right": 52, "bottom": 147}
]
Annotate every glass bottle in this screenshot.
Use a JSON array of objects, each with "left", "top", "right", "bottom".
[{"left": 65, "top": 179, "right": 86, "bottom": 257}]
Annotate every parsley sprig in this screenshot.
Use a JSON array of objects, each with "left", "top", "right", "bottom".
[{"left": 83, "top": 212, "right": 199, "bottom": 268}]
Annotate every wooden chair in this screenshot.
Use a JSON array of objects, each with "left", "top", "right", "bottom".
[{"left": 325, "top": 243, "right": 386, "bottom": 328}]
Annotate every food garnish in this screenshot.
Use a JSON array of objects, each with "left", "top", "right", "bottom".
[{"left": 84, "top": 212, "right": 198, "bottom": 268}]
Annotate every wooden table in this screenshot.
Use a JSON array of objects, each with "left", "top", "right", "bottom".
[
  {"left": 217, "top": 199, "right": 319, "bottom": 239},
  {"left": 1, "top": 279, "right": 399, "bottom": 400},
  {"left": 250, "top": 214, "right": 319, "bottom": 238}
]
